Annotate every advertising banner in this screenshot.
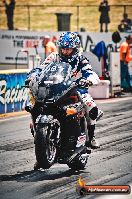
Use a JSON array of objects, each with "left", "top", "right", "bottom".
[
  {"left": 0, "top": 70, "right": 29, "bottom": 114},
  {"left": 0, "top": 30, "right": 128, "bottom": 65}
]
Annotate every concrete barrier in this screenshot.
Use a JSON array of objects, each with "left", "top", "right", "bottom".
[{"left": 89, "top": 80, "right": 110, "bottom": 99}]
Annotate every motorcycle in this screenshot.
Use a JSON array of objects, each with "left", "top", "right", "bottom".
[{"left": 25, "top": 61, "right": 92, "bottom": 171}]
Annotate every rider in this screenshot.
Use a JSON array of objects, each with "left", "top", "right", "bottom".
[{"left": 38, "top": 32, "right": 103, "bottom": 149}]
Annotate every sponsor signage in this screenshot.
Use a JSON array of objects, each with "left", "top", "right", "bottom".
[
  {"left": 0, "top": 30, "right": 128, "bottom": 65},
  {"left": 0, "top": 70, "right": 29, "bottom": 114}
]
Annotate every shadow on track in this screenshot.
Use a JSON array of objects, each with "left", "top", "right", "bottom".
[{"left": 0, "top": 167, "right": 88, "bottom": 182}]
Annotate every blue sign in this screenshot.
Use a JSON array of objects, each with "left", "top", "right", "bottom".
[{"left": 0, "top": 72, "right": 29, "bottom": 114}]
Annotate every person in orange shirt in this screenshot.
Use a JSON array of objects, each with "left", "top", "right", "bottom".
[
  {"left": 42, "top": 35, "right": 58, "bottom": 58},
  {"left": 120, "top": 35, "right": 132, "bottom": 92}
]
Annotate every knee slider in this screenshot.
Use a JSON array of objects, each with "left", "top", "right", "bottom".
[{"left": 89, "top": 107, "right": 98, "bottom": 120}]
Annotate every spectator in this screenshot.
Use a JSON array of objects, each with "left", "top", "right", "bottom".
[
  {"left": 3, "top": 0, "right": 15, "bottom": 30},
  {"left": 42, "top": 35, "right": 58, "bottom": 58},
  {"left": 52, "top": 36, "right": 58, "bottom": 46},
  {"left": 120, "top": 35, "right": 132, "bottom": 92},
  {"left": 99, "top": 0, "right": 110, "bottom": 32},
  {"left": 118, "top": 13, "right": 132, "bottom": 33}
]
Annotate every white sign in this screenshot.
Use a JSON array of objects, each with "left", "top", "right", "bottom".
[
  {"left": 0, "top": 30, "right": 129, "bottom": 65},
  {"left": 0, "top": 31, "right": 55, "bottom": 64}
]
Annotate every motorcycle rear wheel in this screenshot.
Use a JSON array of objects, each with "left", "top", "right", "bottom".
[{"left": 34, "top": 125, "right": 57, "bottom": 169}]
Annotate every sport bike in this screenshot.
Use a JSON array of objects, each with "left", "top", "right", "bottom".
[{"left": 25, "top": 62, "right": 92, "bottom": 171}]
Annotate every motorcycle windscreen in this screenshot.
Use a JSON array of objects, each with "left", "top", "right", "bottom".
[{"left": 37, "top": 62, "right": 73, "bottom": 101}]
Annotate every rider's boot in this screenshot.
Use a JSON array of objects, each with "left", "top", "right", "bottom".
[
  {"left": 85, "top": 108, "right": 103, "bottom": 149},
  {"left": 85, "top": 124, "right": 100, "bottom": 149}
]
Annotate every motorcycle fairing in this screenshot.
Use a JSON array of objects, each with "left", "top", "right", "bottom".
[{"left": 30, "top": 62, "right": 74, "bottom": 102}]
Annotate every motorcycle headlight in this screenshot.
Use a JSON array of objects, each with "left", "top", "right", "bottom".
[{"left": 37, "top": 87, "right": 49, "bottom": 101}]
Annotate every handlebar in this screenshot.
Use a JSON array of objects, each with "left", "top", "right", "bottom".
[{"left": 78, "top": 79, "right": 93, "bottom": 88}]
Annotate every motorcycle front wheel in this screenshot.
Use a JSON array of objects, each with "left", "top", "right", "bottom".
[{"left": 34, "top": 124, "right": 57, "bottom": 169}]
